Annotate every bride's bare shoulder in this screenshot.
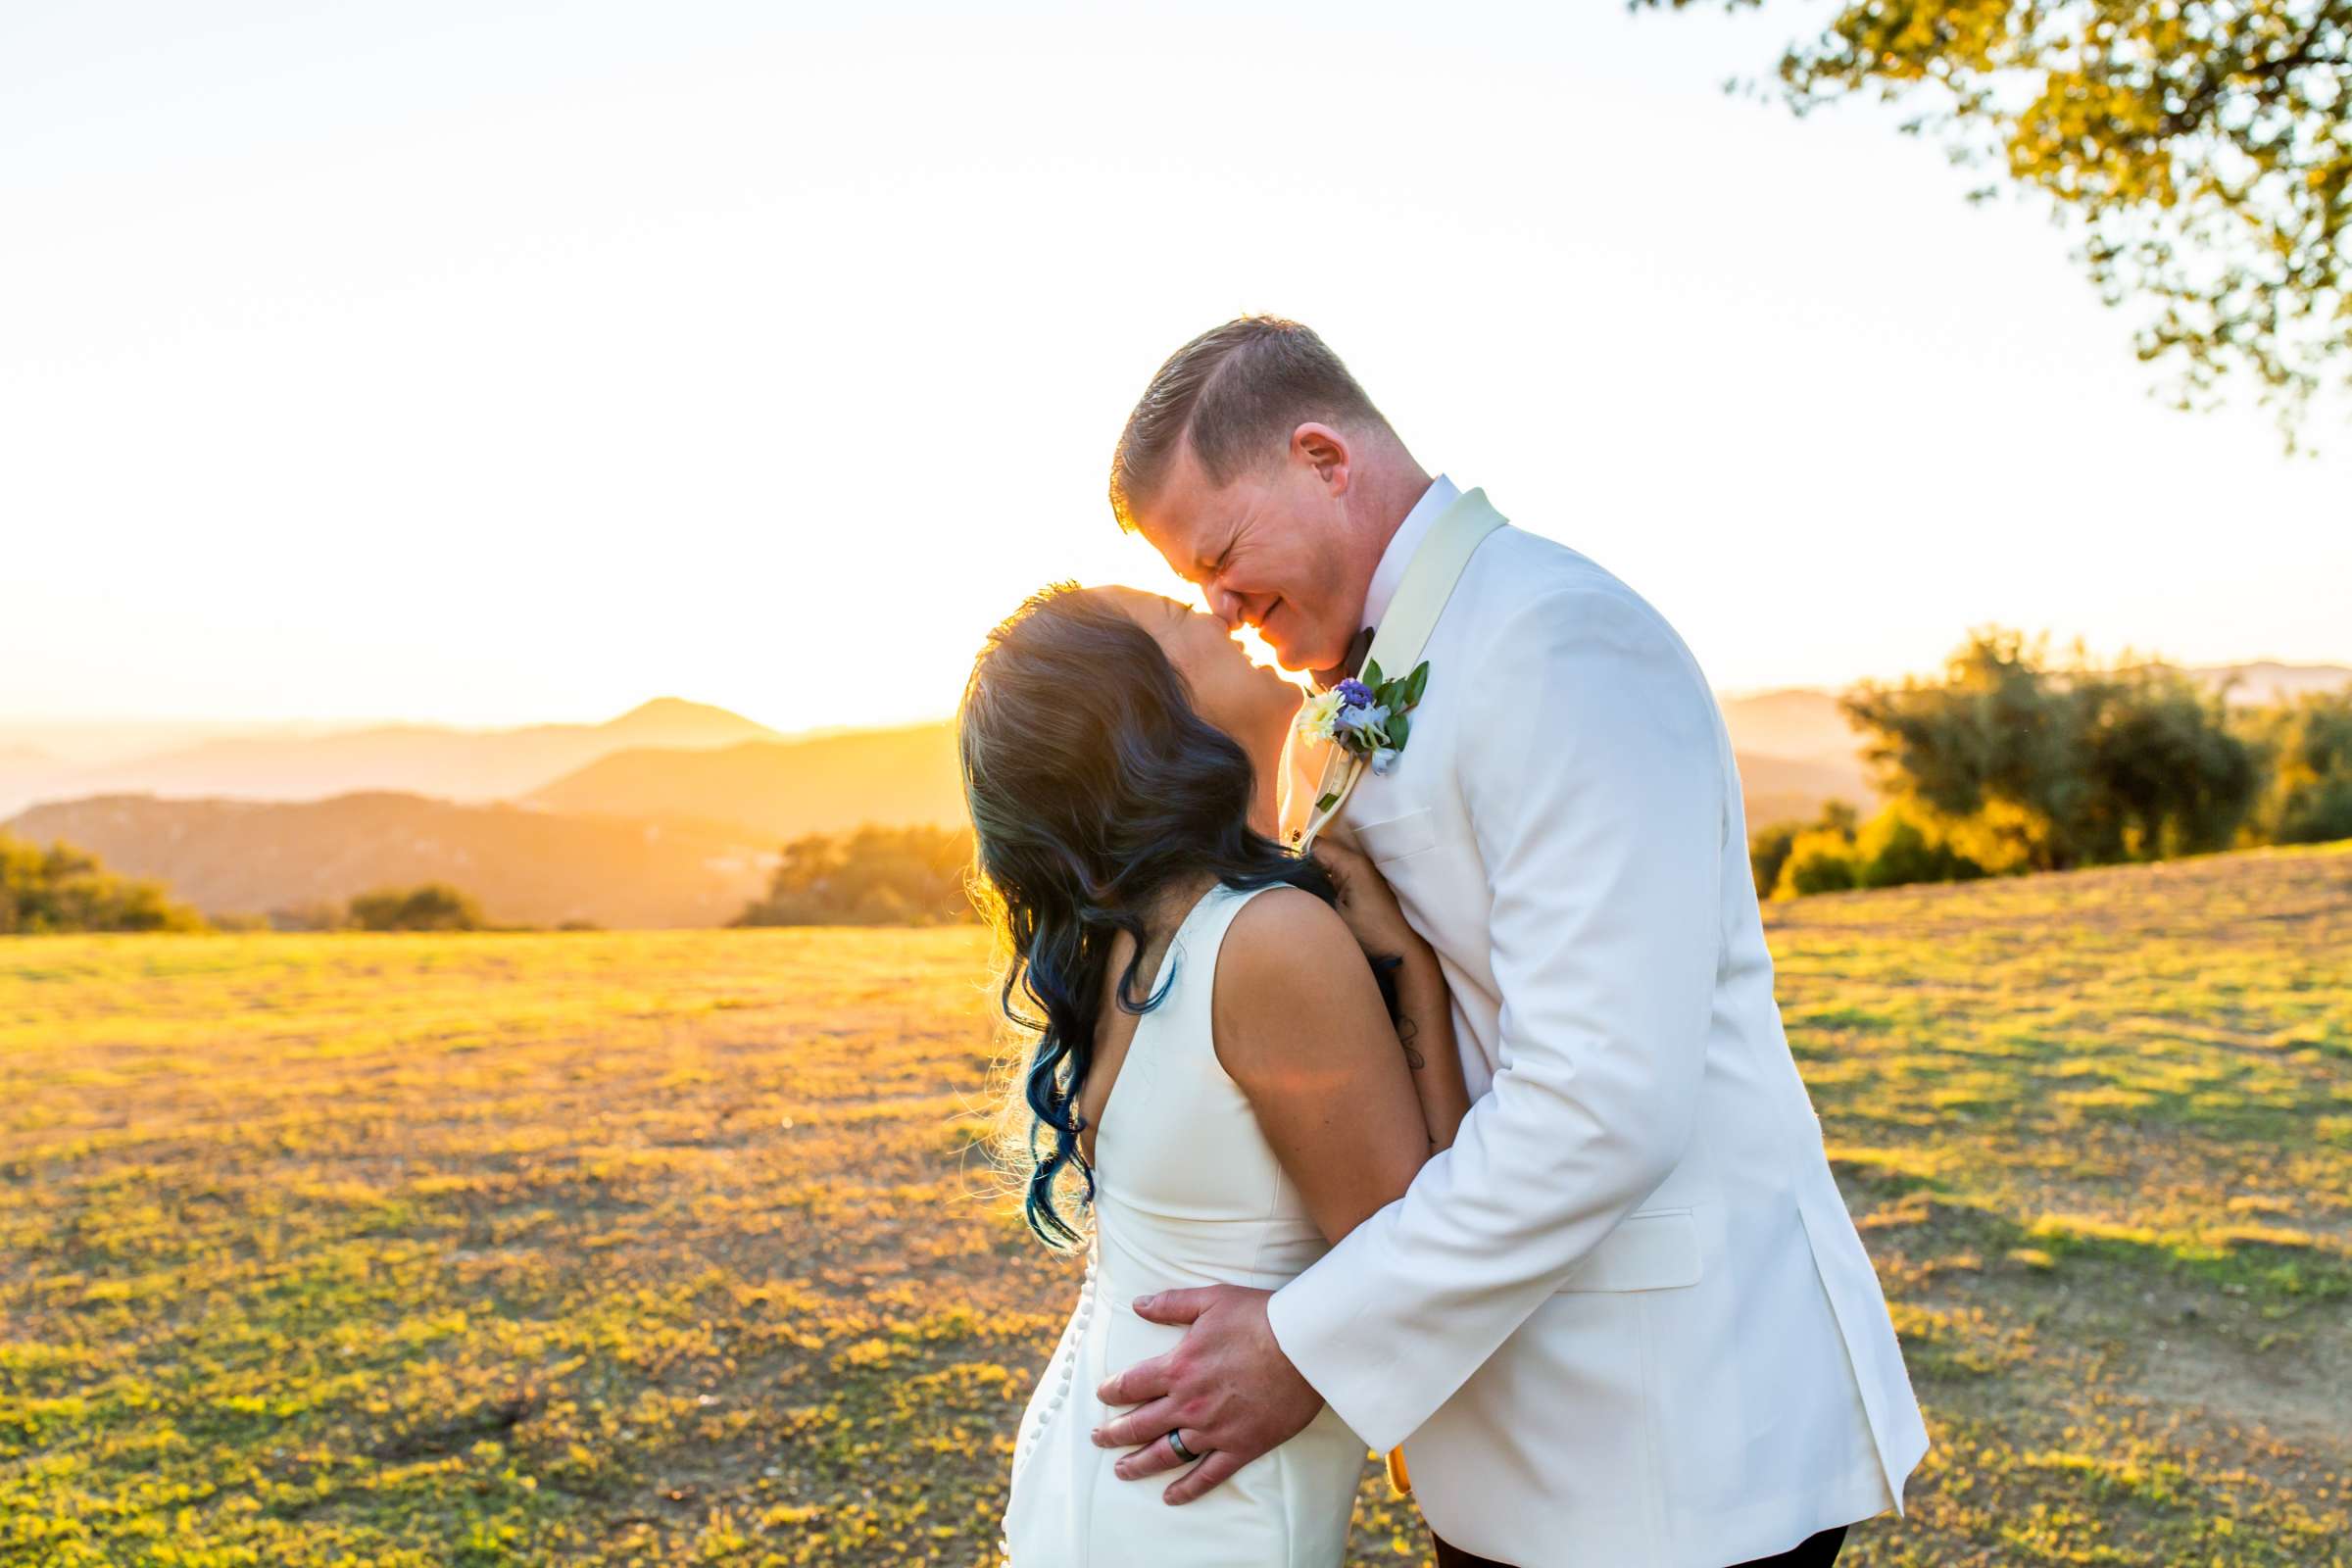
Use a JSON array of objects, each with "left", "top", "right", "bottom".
[
  {"left": 1222, "top": 884, "right": 1355, "bottom": 967},
  {"left": 1211, "top": 886, "right": 1384, "bottom": 1075}
]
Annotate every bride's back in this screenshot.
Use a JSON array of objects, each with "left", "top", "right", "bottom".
[
  {"left": 1084, "top": 881, "right": 1331, "bottom": 1284},
  {"left": 1000, "top": 879, "right": 1365, "bottom": 1566}
]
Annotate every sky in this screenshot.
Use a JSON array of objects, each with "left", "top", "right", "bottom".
[{"left": 4, "top": 0, "right": 2346, "bottom": 733}]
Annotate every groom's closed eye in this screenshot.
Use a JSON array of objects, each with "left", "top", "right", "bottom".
[{"left": 1197, "top": 528, "right": 1239, "bottom": 586}]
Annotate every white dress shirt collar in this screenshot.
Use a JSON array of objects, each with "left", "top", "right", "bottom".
[{"left": 1360, "top": 473, "right": 1459, "bottom": 631}]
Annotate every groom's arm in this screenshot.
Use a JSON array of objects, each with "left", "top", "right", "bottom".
[{"left": 1262, "top": 579, "right": 1726, "bottom": 1451}]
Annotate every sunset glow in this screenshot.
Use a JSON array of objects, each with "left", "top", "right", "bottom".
[{"left": 4, "top": 1, "right": 2347, "bottom": 733}]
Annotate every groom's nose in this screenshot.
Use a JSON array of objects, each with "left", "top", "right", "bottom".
[{"left": 1206, "top": 586, "right": 1247, "bottom": 628}]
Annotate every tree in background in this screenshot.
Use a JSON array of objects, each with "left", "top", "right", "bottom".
[
  {"left": 734, "top": 824, "right": 976, "bottom": 927},
  {"left": 0, "top": 834, "right": 207, "bottom": 933},
  {"left": 1642, "top": 0, "right": 2352, "bottom": 440},
  {"left": 1841, "top": 628, "right": 2260, "bottom": 872},
  {"left": 2240, "top": 690, "right": 2352, "bottom": 842},
  {"left": 347, "top": 883, "right": 485, "bottom": 932}
]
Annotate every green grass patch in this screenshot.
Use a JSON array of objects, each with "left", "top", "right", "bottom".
[{"left": 3, "top": 845, "right": 2349, "bottom": 1564}]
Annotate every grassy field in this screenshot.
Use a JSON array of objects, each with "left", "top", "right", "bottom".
[{"left": 3, "top": 844, "right": 2348, "bottom": 1567}]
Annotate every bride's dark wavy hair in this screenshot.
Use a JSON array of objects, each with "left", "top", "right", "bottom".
[{"left": 958, "top": 583, "right": 1337, "bottom": 1249}]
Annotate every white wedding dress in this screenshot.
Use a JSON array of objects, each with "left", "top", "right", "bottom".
[{"left": 1000, "top": 881, "right": 1368, "bottom": 1566}]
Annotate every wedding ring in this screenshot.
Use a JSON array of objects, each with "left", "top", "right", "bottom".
[{"left": 1165, "top": 1429, "right": 1200, "bottom": 1463}]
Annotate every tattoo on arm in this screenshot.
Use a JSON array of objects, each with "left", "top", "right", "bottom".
[{"left": 1396, "top": 1014, "right": 1426, "bottom": 1072}]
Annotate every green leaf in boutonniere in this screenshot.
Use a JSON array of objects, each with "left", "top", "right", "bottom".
[{"left": 1290, "top": 659, "right": 1432, "bottom": 779}]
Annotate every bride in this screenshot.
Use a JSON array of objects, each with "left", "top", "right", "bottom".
[{"left": 958, "top": 582, "right": 1470, "bottom": 1567}]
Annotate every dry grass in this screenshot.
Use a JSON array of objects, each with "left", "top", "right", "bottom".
[{"left": 3, "top": 844, "right": 2347, "bottom": 1565}]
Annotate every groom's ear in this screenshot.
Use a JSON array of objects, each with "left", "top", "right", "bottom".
[{"left": 1289, "top": 422, "right": 1351, "bottom": 495}]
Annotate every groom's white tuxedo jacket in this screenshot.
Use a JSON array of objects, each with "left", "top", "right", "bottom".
[{"left": 1268, "top": 487, "right": 1929, "bottom": 1568}]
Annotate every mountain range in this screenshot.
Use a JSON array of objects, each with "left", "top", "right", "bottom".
[
  {"left": 524, "top": 725, "right": 964, "bottom": 843},
  {"left": 0, "top": 697, "right": 773, "bottom": 817},
  {"left": 2191, "top": 662, "right": 2352, "bottom": 704},
  {"left": 4, "top": 662, "right": 2343, "bottom": 928},
  {"left": 8, "top": 793, "right": 769, "bottom": 930}
]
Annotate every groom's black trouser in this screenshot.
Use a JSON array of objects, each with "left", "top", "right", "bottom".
[{"left": 1432, "top": 1523, "right": 1845, "bottom": 1568}]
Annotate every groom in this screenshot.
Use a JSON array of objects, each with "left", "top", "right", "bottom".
[{"left": 1087, "top": 318, "right": 1930, "bottom": 1568}]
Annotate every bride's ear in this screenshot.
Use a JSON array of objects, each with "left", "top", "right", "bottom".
[{"left": 1289, "top": 422, "right": 1351, "bottom": 495}]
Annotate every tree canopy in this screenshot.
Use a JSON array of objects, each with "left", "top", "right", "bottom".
[
  {"left": 1839, "top": 628, "right": 2261, "bottom": 871},
  {"left": 1644, "top": 0, "right": 2352, "bottom": 440},
  {"left": 733, "top": 824, "right": 975, "bottom": 927},
  {"left": 2240, "top": 688, "right": 2352, "bottom": 841}
]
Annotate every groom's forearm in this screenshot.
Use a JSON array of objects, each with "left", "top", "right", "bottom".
[{"left": 1393, "top": 946, "right": 1468, "bottom": 1152}]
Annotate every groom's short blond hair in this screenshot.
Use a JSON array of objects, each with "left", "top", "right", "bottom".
[{"left": 1109, "top": 317, "right": 1391, "bottom": 531}]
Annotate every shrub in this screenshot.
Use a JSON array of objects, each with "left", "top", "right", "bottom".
[
  {"left": 1748, "top": 820, "right": 1801, "bottom": 900},
  {"left": 1765, "top": 803, "right": 1984, "bottom": 901},
  {"left": 1852, "top": 804, "right": 1986, "bottom": 890},
  {"left": 1754, "top": 803, "right": 1859, "bottom": 898},
  {"left": 348, "top": 883, "right": 485, "bottom": 932},
  {"left": 0, "top": 834, "right": 207, "bottom": 934},
  {"left": 1776, "top": 825, "right": 1860, "bottom": 899}
]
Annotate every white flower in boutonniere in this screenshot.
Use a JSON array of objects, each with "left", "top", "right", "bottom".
[
  {"left": 1294, "top": 659, "right": 1431, "bottom": 810},
  {"left": 1296, "top": 688, "right": 1345, "bottom": 745}
]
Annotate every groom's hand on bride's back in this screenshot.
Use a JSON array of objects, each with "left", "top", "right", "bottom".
[{"left": 1090, "top": 1285, "right": 1323, "bottom": 1504}]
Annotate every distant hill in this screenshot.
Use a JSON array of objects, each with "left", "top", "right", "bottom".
[
  {"left": 2190, "top": 662, "right": 2352, "bottom": 705},
  {"left": 1719, "top": 689, "right": 1876, "bottom": 826},
  {"left": 1722, "top": 663, "right": 2352, "bottom": 746},
  {"left": 531, "top": 712, "right": 1880, "bottom": 846},
  {"left": 1720, "top": 688, "right": 1863, "bottom": 765},
  {"left": 3, "top": 793, "right": 772, "bottom": 929},
  {"left": 1737, "top": 753, "right": 1875, "bottom": 831},
  {"left": 0, "top": 719, "right": 329, "bottom": 768},
  {"left": 9, "top": 662, "right": 2340, "bottom": 873},
  {"left": 527, "top": 724, "right": 966, "bottom": 842},
  {"left": 29, "top": 699, "right": 778, "bottom": 812}
]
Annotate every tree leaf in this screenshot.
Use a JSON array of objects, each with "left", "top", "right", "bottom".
[
  {"left": 1361, "top": 659, "right": 1384, "bottom": 689},
  {"left": 1646, "top": 0, "right": 2352, "bottom": 447}
]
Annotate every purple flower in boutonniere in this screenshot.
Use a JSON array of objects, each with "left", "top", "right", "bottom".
[{"left": 1296, "top": 657, "right": 1432, "bottom": 808}]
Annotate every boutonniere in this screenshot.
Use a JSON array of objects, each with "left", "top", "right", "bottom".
[{"left": 1296, "top": 659, "right": 1430, "bottom": 806}]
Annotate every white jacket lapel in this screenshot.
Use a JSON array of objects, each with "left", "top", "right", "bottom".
[{"left": 1296, "top": 489, "right": 1506, "bottom": 851}]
